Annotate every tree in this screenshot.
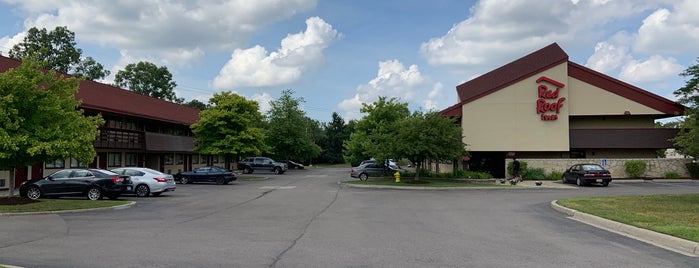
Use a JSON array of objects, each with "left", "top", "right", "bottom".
[
  {"left": 395, "top": 111, "right": 466, "bottom": 180},
  {"left": 265, "top": 89, "right": 321, "bottom": 162},
  {"left": 320, "top": 112, "right": 350, "bottom": 164},
  {"left": 0, "top": 56, "right": 104, "bottom": 196},
  {"left": 190, "top": 91, "right": 267, "bottom": 162},
  {"left": 9, "top": 26, "right": 110, "bottom": 80},
  {"left": 673, "top": 59, "right": 699, "bottom": 157},
  {"left": 343, "top": 97, "right": 410, "bottom": 166},
  {"left": 114, "top": 61, "right": 182, "bottom": 103},
  {"left": 183, "top": 99, "right": 209, "bottom": 110}
]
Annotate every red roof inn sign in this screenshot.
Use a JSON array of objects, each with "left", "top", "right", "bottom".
[{"left": 536, "top": 76, "right": 566, "bottom": 121}]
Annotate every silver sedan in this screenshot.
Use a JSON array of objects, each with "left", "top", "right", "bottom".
[{"left": 111, "top": 167, "right": 176, "bottom": 197}]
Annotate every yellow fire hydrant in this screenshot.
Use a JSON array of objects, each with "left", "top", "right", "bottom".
[{"left": 394, "top": 171, "right": 401, "bottom": 183}]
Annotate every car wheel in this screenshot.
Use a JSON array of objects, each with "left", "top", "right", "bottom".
[
  {"left": 561, "top": 176, "right": 566, "bottom": 184},
  {"left": 216, "top": 176, "right": 225, "bottom": 185},
  {"left": 576, "top": 177, "right": 583, "bottom": 187},
  {"left": 274, "top": 167, "right": 281, "bottom": 175},
  {"left": 26, "top": 186, "right": 42, "bottom": 200},
  {"left": 151, "top": 192, "right": 162, "bottom": 197},
  {"left": 87, "top": 187, "right": 103, "bottom": 200},
  {"left": 180, "top": 177, "right": 189, "bottom": 184},
  {"left": 602, "top": 181, "right": 609, "bottom": 187},
  {"left": 135, "top": 184, "right": 150, "bottom": 197},
  {"left": 359, "top": 173, "right": 368, "bottom": 181},
  {"left": 245, "top": 167, "right": 253, "bottom": 174}
]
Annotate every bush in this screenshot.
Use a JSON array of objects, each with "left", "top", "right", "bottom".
[
  {"left": 507, "top": 160, "right": 528, "bottom": 177},
  {"left": 625, "top": 160, "right": 647, "bottom": 178},
  {"left": 664, "top": 172, "right": 681, "bottom": 179},
  {"left": 522, "top": 168, "right": 546, "bottom": 180},
  {"left": 459, "top": 170, "right": 492, "bottom": 179},
  {"left": 686, "top": 162, "right": 699, "bottom": 178},
  {"left": 547, "top": 171, "right": 563, "bottom": 181}
]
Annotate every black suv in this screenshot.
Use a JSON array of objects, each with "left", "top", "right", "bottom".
[{"left": 237, "top": 157, "right": 288, "bottom": 174}]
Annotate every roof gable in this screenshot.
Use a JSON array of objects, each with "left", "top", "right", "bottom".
[
  {"left": 0, "top": 55, "right": 200, "bottom": 125},
  {"left": 440, "top": 43, "right": 685, "bottom": 118}
]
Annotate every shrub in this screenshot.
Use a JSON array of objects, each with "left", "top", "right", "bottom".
[
  {"left": 459, "top": 170, "right": 492, "bottom": 179},
  {"left": 507, "top": 160, "right": 528, "bottom": 177},
  {"left": 625, "top": 160, "right": 647, "bottom": 178},
  {"left": 547, "top": 171, "right": 563, "bottom": 181},
  {"left": 686, "top": 163, "right": 699, "bottom": 178},
  {"left": 664, "top": 172, "right": 681, "bottom": 179},
  {"left": 522, "top": 168, "right": 546, "bottom": 180}
]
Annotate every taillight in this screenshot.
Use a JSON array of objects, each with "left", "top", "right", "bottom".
[
  {"left": 111, "top": 177, "right": 124, "bottom": 183},
  {"left": 153, "top": 177, "right": 167, "bottom": 182},
  {"left": 230, "top": 172, "right": 236, "bottom": 176}
]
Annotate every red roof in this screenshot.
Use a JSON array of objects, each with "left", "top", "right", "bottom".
[
  {"left": 0, "top": 55, "right": 199, "bottom": 125},
  {"left": 439, "top": 43, "right": 685, "bottom": 118}
]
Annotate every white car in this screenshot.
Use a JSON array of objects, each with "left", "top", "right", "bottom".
[{"left": 111, "top": 167, "right": 176, "bottom": 197}]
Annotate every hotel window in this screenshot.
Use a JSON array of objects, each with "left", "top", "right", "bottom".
[
  {"left": 175, "top": 154, "right": 183, "bottom": 165},
  {"left": 108, "top": 152, "right": 122, "bottom": 167},
  {"left": 45, "top": 159, "right": 65, "bottom": 169},
  {"left": 192, "top": 154, "right": 200, "bottom": 164},
  {"left": 164, "top": 154, "right": 174, "bottom": 165},
  {"left": 125, "top": 153, "right": 138, "bottom": 166},
  {"left": 70, "top": 157, "right": 86, "bottom": 168}
]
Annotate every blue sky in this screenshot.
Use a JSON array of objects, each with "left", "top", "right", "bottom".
[{"left": 1, "top": 0, "right": 697, "bottom": 122}]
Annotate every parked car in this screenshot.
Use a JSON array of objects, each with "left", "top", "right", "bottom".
[
  {"left": 19, "top": 168, "right": 132, "bottom": 200},
  {"left": 237, "top": 157, "right": 287, "bottom": 174},
  {"left": 175, "top": 166, "right": 237, "bottom": 185},
  {"left": 280, "top": 160, "right": 304, "bottom": 169},
  {"left": 562, "top": 163, "right": 612, "bottom": 187},
  {"left": 111, "top": 167, "right": 176, "bottom": 197},
  {"left": 350, "top": 163, "right": 407, "bottom": 181}
]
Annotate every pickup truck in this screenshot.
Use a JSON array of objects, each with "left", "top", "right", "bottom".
[{"left": 237, "top": 157, "right": 287, "bottom": 174}]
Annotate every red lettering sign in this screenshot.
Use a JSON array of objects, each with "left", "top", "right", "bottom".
[{"left": 535, "top": 76, "right": 565, "bottom": 121}]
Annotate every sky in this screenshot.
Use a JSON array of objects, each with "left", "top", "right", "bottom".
[{"left": 1, "top": 0, "right": 697, "bottom": 123}]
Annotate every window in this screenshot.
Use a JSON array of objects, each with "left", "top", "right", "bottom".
[
  {"left": 45, "top": 159, "right": 65, "bottom": 169},
  {"left": 175, "top": 154, "right": 183, "bottom": 165},
  {"left": 108, "top": 152, "right": 122, "bottom": 167},
  {"left": 70, "top": 157, "right": 86, "bottom": 168},
  {"left": 192, "top": 154, "right": 200, "bottom": 164},
  {"left": 164, "top": 154, "right": 174, "bottom": 165},
  {"left": 50, "top": 170, "right": 72, "bottom": 179},
  {"left": 212, "top": 155, "right": 219, "bottom": 163},
  {"left": 125, "top": 153, "right": 138, "bottom": 166}
]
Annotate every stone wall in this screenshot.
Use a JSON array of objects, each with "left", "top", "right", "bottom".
[{"left": 510, "top": 158, "right": 692, "bottom": 178}]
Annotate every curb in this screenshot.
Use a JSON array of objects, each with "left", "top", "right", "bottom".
[
  {"left": 340, "top": 181, "right": 576, "bottom": 190},
  {"left": 0, "top": 201, "right": 136, "bottom": 216},
  {"left": 550, "top": 200, "right": 699, "bottom": 257}
]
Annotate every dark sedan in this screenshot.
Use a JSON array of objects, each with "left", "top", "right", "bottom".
[
  {"left": 562, "top": 163, "right": 612, "bottom": 187},
  {"left": 176, "top": 166, "right": 237, "bottom": 185},
  {"left": 350, "top": 163, "right": 407, "bottom": 181},
  {"left": 19, "top": 168, "right": 132, "bottom": 200},
  {"left": 281, "top": 160, "right": 304, "bottom": 169}
]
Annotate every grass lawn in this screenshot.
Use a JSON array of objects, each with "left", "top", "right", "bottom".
[
  {"left": 557, "top": 194, "right": 699, "bottom": 243},
  {"left": 0, "top": 198, "right": 130, "bottom": 213},
  {"left": 343, "top": 178, "right": 509, "bottom": 188}
]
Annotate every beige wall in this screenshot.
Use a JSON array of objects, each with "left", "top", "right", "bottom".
[
  {"left": 567, "top": 78, "right": 663, "bottom": 116},
  {"left": 512, "top": 158, "right": 691, "bottom": 178},
  {"left": 462, "top": 62, "right": 570, "bottom": 151}
]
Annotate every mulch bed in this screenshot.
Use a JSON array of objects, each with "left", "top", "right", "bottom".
[{"left": 0, "top": 197, "right": 38, "bottom": 206}]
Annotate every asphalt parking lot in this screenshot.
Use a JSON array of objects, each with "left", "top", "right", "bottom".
[{"left": 1, "top": 169, "right": 698, "bottom": 268}]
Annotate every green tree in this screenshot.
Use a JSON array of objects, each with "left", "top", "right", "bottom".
[
  {"left": 183, "top": 99, "right": 208, "bottom": 110},
  {"left": 395, "top": 111, "right": 466, "bottom": 180},
  {"left": 673, "top": 59, "right": 699, "bottom": 157},
  {"left": 265, "top": 89, "right": 321, "bottom": 162},
  {"left": 114, "top": 61, "right": 182, "bottom": 103},
  {"left": 320, "top": 112, "right": 350, "bottom": 164},
  {"left": 9, "top": 26, "right": 110, "bottom": 80},
  {"left": 0, "top": 56, "right": 104, "bottom": 195},
  {"left": 343, "top": 97, "right": 410, "bottom": 166},
  {"left": 190, "top": 91, "right": 267, "bottom": 162}
]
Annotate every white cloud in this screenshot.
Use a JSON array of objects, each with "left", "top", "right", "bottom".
[
  {"left": 0, "top": 32, "right": 25, "bottom": 55},
  {"left": 424, "top": 82, "right": 443, "bottom": 111},
  {"left": 619, "top": 55, "right": 683, "bottom": 83},
  {"left": 585, "top": 41, "right": 633, "bottom": 73},
  {"left": 251, "top": 92, "right": 274, "bottom": 115},
  {"left": 635, "top": 1, "right": 699, "bottom": 54},
  {"left": 2, "top": 0, "right": 317, "bottom": 66},
  {"left": 338, "top": 60, "right": 430, "bottom": 120},
  {"left": 212, "top": 17, "right": 340, "bottom": 89}
]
